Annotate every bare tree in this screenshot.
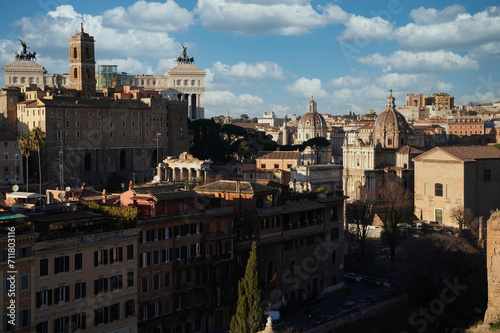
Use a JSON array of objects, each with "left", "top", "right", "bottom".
[
  {"left": 450, "top": 206, "right": 474, "bottom": 234},
  {"left": 346, "top": 186, "right": 373, "bottom": 260},
  {"left": 378, "top": 182, "right": 413, "bottom": 262}
]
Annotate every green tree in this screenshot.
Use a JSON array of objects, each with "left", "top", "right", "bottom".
[
  {"left": 303, "top": 137, "right": 330, "bottom": 164},
  {"left": 230, "top": 241, "right": 264, "bottom": 333},
  {"left": 18, "top": 132, "right": 32, "bottom": 192},
  {"left": 30, "top": 127, "right": 45, "bottom": 194}
]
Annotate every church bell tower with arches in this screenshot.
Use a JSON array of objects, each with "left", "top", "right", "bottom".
[{"left": 69, "top": 20, "right": 96, "bottom": 97}]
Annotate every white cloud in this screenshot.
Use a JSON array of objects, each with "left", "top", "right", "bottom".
[
  {"left": 457, "top": 90, "right": 500, "bottom": 105},
  {"left": 195, "top": 0, "right": 348, "bottom": 36},
  {"left": 468, "top": 42, "right": 500, "bottom": 61},
  {"left": 285, "top": 77, "right": 329, "bottom": 98},
  {"left": 375, "top": 73, "right": 453, "bottom": 92},
  {"left": 338, "top": 15, "right": 393, "bottom": 44},
  {"left": 8, "top": 5, "right": 182, "bottom": 62},
  {"left": 395, "top": 7, "right": 500, "bottom": 51},
  {"left": 204, "top": 90, "right": 267, "bottom": 117},
  {"left": 409, "top": 5, "right": 466, "bottom": 25},
  {"left": 102, "top": 0, "right": 194, "bottom": 33},
  {"left": 355, "top": 50, "right": 479, "bottom": 73},
  {"left": 330, "top": 74, "right": 371, "bottom": 88},
  {"left": 211, "top": 61, "right": 285, "bottom": 80}
]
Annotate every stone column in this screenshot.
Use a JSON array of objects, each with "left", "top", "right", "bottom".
[
  {"left": 196, "top": 169, "right": 201, "bottom": 178},
  {"left": 188, "top": 168, "right": 193, "bottom": 180},
  {"left": 484, "top": 211, "right": 500, "bottom": 324},
  {"left": 172, "top": 167, "right": 177, "bottom": 181}
]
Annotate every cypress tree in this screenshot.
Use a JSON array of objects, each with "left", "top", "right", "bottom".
[{"left": 230, "top": 241, "right": 264, "bottom": 333}]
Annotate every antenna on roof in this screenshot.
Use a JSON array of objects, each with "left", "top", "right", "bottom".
[{"left": 80, "top": 8, "right": 84, "bottom": 33}]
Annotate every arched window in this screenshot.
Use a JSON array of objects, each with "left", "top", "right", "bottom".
[
  {"left": 85, "top": 68, "right": 90, "bottom": 79},
  {"left": 73, "top": 47, "right": 77, "bottom": 58},
  {"left": 84, "top": 153, "right": 92, "bottom": 172},
  {"left": 73, "top": 68, "right": 77, "bottom": 79},
  {"left": 85, "top": 46, "right": 89, "bottom": 57}
]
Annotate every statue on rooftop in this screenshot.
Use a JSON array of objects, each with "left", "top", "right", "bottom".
[
  {"left": 15, "top": 39, "right": 36, "bottom": 61},
  {"left": 175, "top": 43, "right": 194, "bottom": 64}
]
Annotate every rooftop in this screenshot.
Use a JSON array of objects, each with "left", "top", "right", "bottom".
[{"left": 195, "top": 180, "right": 277, "bottom": 194}]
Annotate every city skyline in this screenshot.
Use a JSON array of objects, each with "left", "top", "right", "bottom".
[{"left": 0, "top": 0, "right": 499, "bottom": 119}]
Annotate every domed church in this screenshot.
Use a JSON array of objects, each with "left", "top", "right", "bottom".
[
  {"left": 293, "top": 97, "right": 331, "bottom": 165},
  {"left": 343, "top": 90, "right": 422, "bottom": 201},
  {"left": 295, "top": 97, "right": 327, "bottom": 144}
]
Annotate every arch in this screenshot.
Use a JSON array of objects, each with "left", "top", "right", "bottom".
[
  {"left": 85, "top": 46, "right": 89, "bottom": 57},
  {"left": 85, "top": 68, "right": 90, "bottom": 79},
  {"left": 215, "top": 309, "right": 224, "bottom": 331},
  {"left": 73, "top": 47, "right": 77, "bottom": 59},
  {"left": 119, "top": 150, "right": 127, "bottom": 170},
  {"left": 73, "top": 68, "right": 77, "bottom": 80}
]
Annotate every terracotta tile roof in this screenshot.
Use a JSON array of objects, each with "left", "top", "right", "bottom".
[
  {"left": 194, "top": 180, "right": 277, "bottom": 194},
  {"left": 438, "top": 146, "right": 500, "bottom": 161},
  {"left": 257, "top": 151, "right": 301, "bottom": 160},
  {"left": 415, "top": 146, "right": 500, "bottom": 161}
]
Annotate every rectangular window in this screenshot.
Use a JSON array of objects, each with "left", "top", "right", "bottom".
[
  {"left": 95, "top": 306, "right": 109, "bottom": 326},
  {"left": 36, "top": 321, "right": 48, "bottom": 333},
  {"left": 153, "top": 250, "right": 159, "bottom": 265},
  {"left": 94, "top": 249, "right": 108, "bottom": 266},
  {"left": 125, "top": 300, "right": 135, "bottom": 317},
  {"left": 484, "top": 169, "right": 492, "bottom": 182},
  {"left": 154, "top": 274, "right": 160, "bottom": 290},
  {"left": 21, "top": 275, "right": 29, "bottom": 290},
  {"left": 36, "top": 289, "right": 52, "bottom": 307},
  {"left": 435, "top": 208, "right": 443, "bottom": 224},
  {"left": 140, "top": 252, "right": 150, "bottom": 267},
  {"left": 20, "top": 309, "right": 30, "bottom": 328},
  {"left": 55, "top": 285, "right": 70, "bottom": 303},
  {"left": 75, "top": 281, "right": 86, "bottom": 300},
  {"left": 434, "top": 183, "right": 443, "bottom": 197},
  {"left": 94, "top": 277, "right": 108, "bottom": 295},
  {"left": 127, "top": 244, "right": 134, "bottom": 260},
  {"left": 127, "top": 271, "right": 134, "bottom": 287},
  {"left": 55, "top": 316, "right": 69, "bottom": 333},
  {"left": 40, "top": 258, "right": 49, "bottom": 277},
  {"left": 74, "top": 253, "right": 83, "bottom": 270},
  {"left": 110, "top": 274, "right": 123, "bottom": 291},
  {"left": 142, "top": 277, "right": 148, "bottom": 293},
  {"left": 110, "top": 247, "right": 123, "bottom": 263},
  {"left": 164, "top": 272, "right": 170, "bottom": 287},
  {"left": 110, "top": 303, "right": 120, "bottom": 322},
  {"left": 72, "top": 312, "right": 86, "bottom": 330}
]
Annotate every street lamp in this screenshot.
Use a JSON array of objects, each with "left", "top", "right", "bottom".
[{"left": 14, "top": 152, "right": 18, "bottom": 184}]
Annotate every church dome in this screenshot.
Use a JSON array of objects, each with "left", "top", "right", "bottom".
[
  {"left": 298, "top": 97, "right": 326, "bottom": 129},
  {"left": 373, "top": 90, "right": 409, "bottom": 148},
  {"left": 296, "top": 97, "right": 327, "bottom": 144}
]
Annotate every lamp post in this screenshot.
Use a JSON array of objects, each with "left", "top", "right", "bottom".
[{"left": 14, "top": 152, "right": 18, "bottom": 184}]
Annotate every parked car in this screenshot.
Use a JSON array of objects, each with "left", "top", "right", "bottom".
[{"left": 344, "top": 272, "right": 363, "bottom": 282}]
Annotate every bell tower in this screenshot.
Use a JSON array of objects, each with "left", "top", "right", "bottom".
[{"left": 69, "top": 20, "right": 96, "bottom": 97}]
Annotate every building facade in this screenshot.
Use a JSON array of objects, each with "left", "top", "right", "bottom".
[{"left": 413, "top": 146, "right": 500, "bottom": 227}]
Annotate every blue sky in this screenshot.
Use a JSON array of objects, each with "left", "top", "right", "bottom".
[{"left": 0, "top": 0, "right": 499, "bottom": 119}]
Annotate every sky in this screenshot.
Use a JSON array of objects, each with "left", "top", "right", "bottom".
[{"left": 0, "top": 0, "right": 500, "bottom": 119}]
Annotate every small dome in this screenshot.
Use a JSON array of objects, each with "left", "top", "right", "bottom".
[
  {"left": 298, "top": 97, "right": 326, "bottom": 128},
  {"left": 374, "top": 90, "right": 409, "bottom": 148}
]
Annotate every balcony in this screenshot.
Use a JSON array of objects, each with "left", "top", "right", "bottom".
[
  {"left": 205, "top": 229, "right": 235, "bottom": 240},
  {"left": 205, "top": 206, "right": 233, "bottom": 217},
  {"left": 283, "top": 223, "right": 325, "bottom": 239}
]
